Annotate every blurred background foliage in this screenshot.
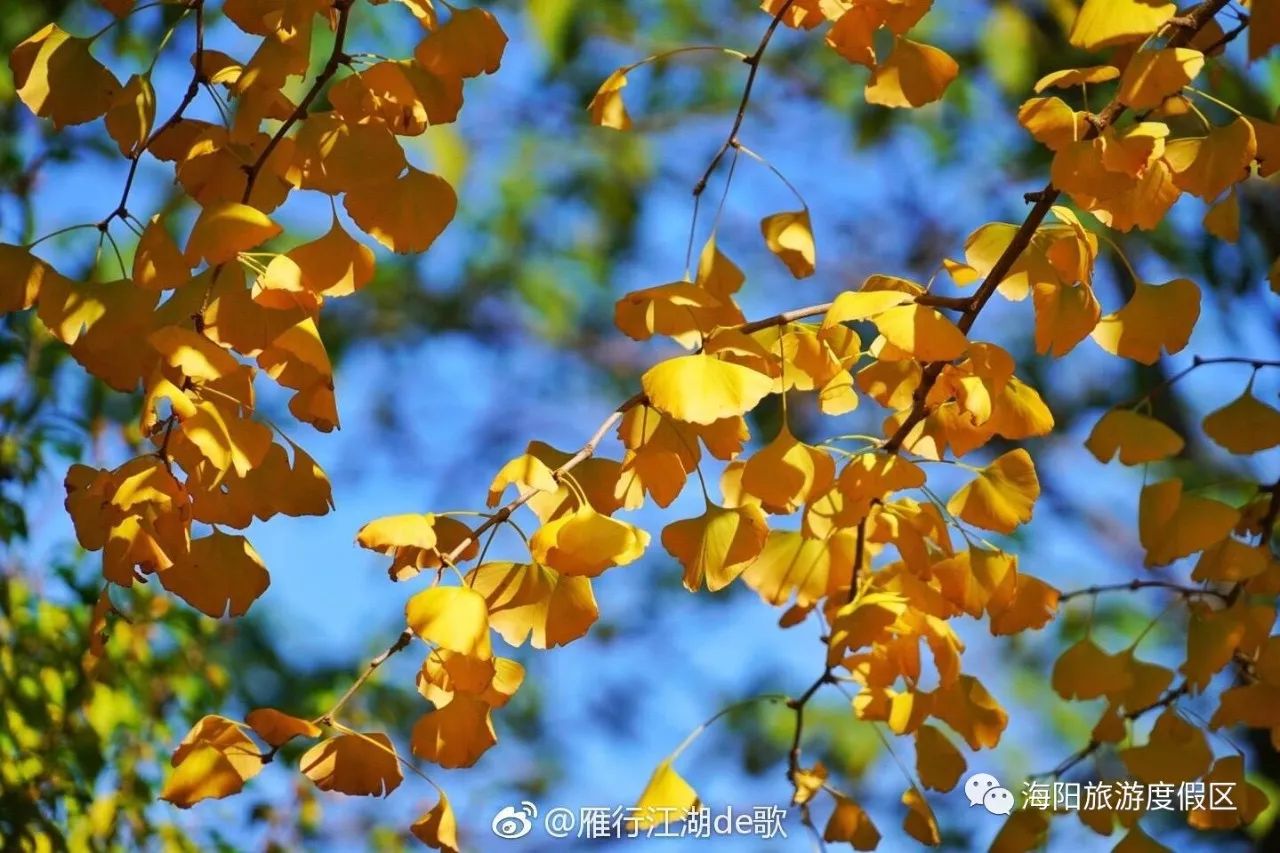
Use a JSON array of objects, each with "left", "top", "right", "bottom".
[{"left": 2, "top": 0, "right": 1280, "bottom": 849}]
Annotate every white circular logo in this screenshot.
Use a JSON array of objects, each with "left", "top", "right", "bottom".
[{"left": 491, "top": 803, "right": 537, "bottom": 840}]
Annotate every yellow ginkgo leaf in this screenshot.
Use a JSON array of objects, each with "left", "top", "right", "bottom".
[
  {"left": 161, "top": 715, "right": 263, "bottom": 808},
  {"left": 245, "top": 708, "right": 322, "bottom": 747},
  {"left": 344, "top": 167, "right": 457, "bottom": 254},
  {"left": 739, "top": 427, "right": 835, "bottom": 514},
  {"left": 588, "top": 68, "right": 631, "bottom": 130},
  {"left": 614, "top": 281, "right": 741, "bottom": 344},
  {"left": 865, "top": 37, "right": 958, "bottom": 109},
  {"left": 411, "top": 693, "right": 497, "bottom": 769},
  {"left": 828, "top": 591, "right": 908, "bottom": 659},
  {"left": 1085, "top": 408, "right": 1184, "bottom": 465},
  {"left": 1204, "top": 189, "right": 1240, "bottom": 243},
  {"left": 133, "top": 217, "right": 191, "bottom": 290},
  {"left": 1117, "top": 48, "right": 1205, "bottom": 111},
  {"left": 149, "top": 325, "right": 239, "bottom": 382},
  {"left": 1119, "top": 708, "right": 1211, "bottom": 783},
  {"left": 105, "top": 73, "right": 155, "bottom": 157},
  {"left": 1166, "top": 117, "right": 1256, "bottom": 201},
  {"left": 185, "top": 201, "right": 282, "bottom": 266},
  {"left": 464, "top": 561, "right": 598, "bottom": 649},
  {"left": 642, "top": 354, "right": 773, "bottom": 425},
  {"left": 1203, "top": 383, "right": 1280, "bottom": 454},
  {"left": 1068, "top": 0, "right": 1174, "bottom": 50},
  {"left": 10, "top": 24, "right": 121, "bottom": 128},
  {"left": 826, "top": 5, "right": 880, "bottom": 67},
  {"left": 946, "top": 449, "right": 1039, "bottom": 534},
  {"left": 760, "top": 209, "right": 816, "bottom": 278},
  {"left": 821, "top": 289, "right": 914, "bottom": 328},
  {"left": 299, "top": 733, "right": 403, "bottom": 797},
  {"left": 902, "top": 787, "right": 941, "bottom": 846},
  {"left": 1193, "top": 537, "right": 1270, "bottom": 582},
  {"left": 1183, "top": 599, "right": 1249, "bottom": 689},
  {"left": 1091, "top": 278, "right": 1200, "bottom": 365},
  {"left": 915, "top": 725, "right": 965, "bottom": 792},
  {"left": 405, "top": 585, "right": 490, "bottom": 657},
  {"left": 988, "top": 573, "right": 1059, "bottom": 636},
  {"left": 661, "top": 501, "right": 769, "bottom": 592},
  {"left": 1032, "top": 280, "right": 1100, "bottom": 357},
  {"left": 158, "top": 531, "right": 270, "bottom": 618},
  {"left": 824, "top": 793, "right": 881, "bottom": 850},
  {"left": 1051, "top": 638, "right": 1134, "bottom": 700},
  {"left": 1034, "top": 64, "right": 1120, "bottom": 92},
  {"left": 1139, "top": 479, "right": 1240, "bottom": 567},
  {"left": 356, "top": 513, "right": 479, "bottom": 580},
  {"left": 1018, "top": 96, "right": 1090, "bottom": 152},
  {"left": 414, "top": 7, "right": 507, "bottom": 78},
  {"left": 0, "top": 243, "right": 63, "bottom": 312},
  {"left": 286, "top": 216, "right": 377, "bottom": 297},
  {"left": 635, "top": 760, "right": 698, "bottom": 828},
  {"left": 529, "top": 506, "right": 649, "bottom": 577},
  {"left": 412, "top": 794, "right": 460, "bottom": 853},
  {"left": 873, "top": 304, "right": 969, "bottom": 362}
]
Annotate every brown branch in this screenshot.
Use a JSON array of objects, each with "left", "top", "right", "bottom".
[
  {"left": 1031, "top": 681, "right": 1192, "bottom": 780},
  {"left": 1059, "top": 579, "right": 1231, "bottom": 603},
  {"left": 241, "top": 0, "right": 355, "bottom": 204},
  {"left": 882, "top": 0, "right": 1234, "bottom": 455},
  {"left": 101, "top": 0, "right": 207, "bottom": 228},
  {"left": 691, "top": 0, "right": 797, "bottom": 198},
  {"left": 314, "top": 629, "right": 414, "bottom": 728}
]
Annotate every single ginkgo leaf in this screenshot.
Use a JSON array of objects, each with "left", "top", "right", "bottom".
[
  {"left": 185, "top": 201, "right": 282, "bottom": 266},
  {"left": 149, "top": 325, "right": 240, "bottom": 382},
  {"left": 1187, "top": 755, "right": 1269, "bottom": 829},
  {"left": 1068, "top": 0, "right": 1174, "bottom": 50},
  {"left": 1032, "top": 280, "right": 1100, "bottom": 357},
  {"left": 1117, "top": 48, "right": 1205, "bottom": 111},
  {"left": 635, "top": 760, "right": 698, "bottom": 828},
  {"left": 1119, "top": 708, "right": 1212, "bottom": 783},
  {"left": 412, "top": 794, "right": 461, "bottom": 853},
  {"left": 826, "top": 5, "right": 880, "bottom": 67},
  {"left": 946, "top": 449, "right": 1040, "bottom": 534},
  {"left": 411, "top": 693, "right": 497, "bottom": 769},
  {"left": 11, "top": 24, "right": 121, "bottom": 128},
  {"left": 661, "top": 501, "right": 769, "bottom": 592},
  {"left": 245, "top": 708, "right": 322, "bottom": 747},
  {"left": 873, "top": 304, "right": 969, "bottom": 362},
  {"left": 1018, "top": 96, "right": 1090, "bottom": 152},
  {"left": 1167, "top": 118, "right": 1257, "bottom": 201},
  {"left": 161, "top": 715, "right": 263, "bottom": 808},
  {"left": 821, "top": 289, "right": 914, "bottom": 328},
  {"left": 865, "top": 37, "right": 958, "bottom": 109},
  {"left": 105, "top": 73, "right": 155, "bottom": 157},
  {"left": 642, "top": 354, "right": 773, "bottom": 425},
  {"left": 133, "top": 217, "right": 192, "bottom": 290},
  {"left": 299, "top": 733, "right": 403, "bottom": 797},
  {"left": 344, "top": 167, "right": 457, "bottom": 254},
  {"left": 902, "top": 787, "right": 941, "bottom": 846},
  {"left": 929, "top": 674, "right": 1008, "bottom": 749},
  {"left": 988, "top": 574, "right": 1059, "bottom": 636},
  {"left": 1034, "top": 65, "right": 1119, "bottom": 92},
  {"left": 588, "top": 68, "right": 631, "bottom": 130},
  {"left": 824, "top": 793, "right": 881, "bottom": 849},
  {"left": 1203, "top": 189, "right": 1240, "bottom": 243},
  {"left": 760, "top": 209, "right": 816, "bottom": 278},
  {"left": 1193, "top": 537, "right": 1270, "bottom": 583},
  {"left": 406, "top": 585, "right": 490, "bottom": 657},
  {"left": 529, "top": 506, "right": 649, "bottom": 577},
  {"left": 356, "top": 513, "right": 479, "bottom": 580},
  {"left": 1202, "top": 382, "right": 1280, "bottom": 454},
  {"left": 1085, "top": 408, "right": 1184, "bottom": 465},
  {"left": 1138, "top": 479, "right": 1240, "bottom": 567},
  {"left": 1091, "top": 278, "right": 1200, "bottom": 365},
  {"left": 414, "top": 7, "right": 507, "bottom": 78},
  {"left": 158, "top": 531, "right": 271, "bottom": 618},
  {"left": 915, "top": 725, "right": 965, "bottom": 792},
  {"left": 464, "top": 561, "right": 598, "bottom": 649},
  {"left": 286, "top": 216, "right": 377, "bottom": 297},
  {"left": 1051, "top": 637, "right": 1134, "bottom": 700},
  {"left": 739, "top": 426, "right": 835, "bottom": 514}
]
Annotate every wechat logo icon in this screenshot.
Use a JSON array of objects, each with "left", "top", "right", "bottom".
[{"left": 965, "top": 773, "right": 1014, "bottom": 816}]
